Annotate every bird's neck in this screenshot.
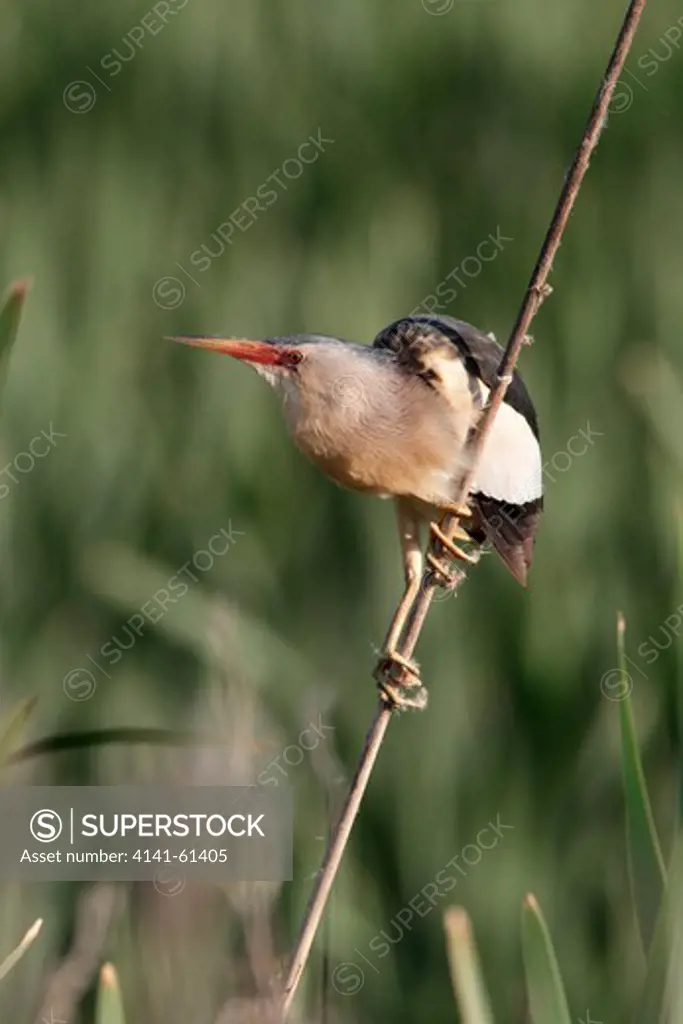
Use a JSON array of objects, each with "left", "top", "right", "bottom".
[{"left": 277, "top": 355, "right": 405, "bottom": 453}]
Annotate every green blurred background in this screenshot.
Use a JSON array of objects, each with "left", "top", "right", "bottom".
[{"left": 1, "top": 0, "right": 682, "bottom": 1020}]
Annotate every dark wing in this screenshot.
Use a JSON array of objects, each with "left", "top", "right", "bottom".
[
  {"left": 469, "top": 496, "right": 542, "bottom": 587},
  {"left": 373, "top": 314, "right": 538, "bottom": 439},
  {"left": 374, "top": 314, "right": 543, "bottom": 586}
]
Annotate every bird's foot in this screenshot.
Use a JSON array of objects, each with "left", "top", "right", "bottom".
[
  {"left": 373, "top": 650, "right": 428, "bottom": 712},
  {"left": 427, "top": 523, "right": 481, "bottom": 589},
  {"left": 426, "top": 553, "right": 467, "bottom": 590},
  {"left": 429, "top": 523, "right": 481, "bottom": 565}
]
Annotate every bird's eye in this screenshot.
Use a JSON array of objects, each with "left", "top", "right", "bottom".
[
  {"left": 419, "top": 368, "right": 439, "bottom": 385},
  {"left": 284, "top": 350, "right": 303, "bottom": 367}
]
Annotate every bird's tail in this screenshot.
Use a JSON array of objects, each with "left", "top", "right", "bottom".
[{"left": 471, "top": 494, "right": 543, "bottom": 587}]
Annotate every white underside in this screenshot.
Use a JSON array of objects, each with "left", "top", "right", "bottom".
[
  {"left": 473, "top": 388, "right": 542, "bottom": 504},
  {"left": 433, "top": 361, "right": 542, "bottom": 506}
]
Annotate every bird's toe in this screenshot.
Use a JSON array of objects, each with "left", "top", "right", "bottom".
[{"left": 373, "top": 652, "right": 428, "bottom": 712}]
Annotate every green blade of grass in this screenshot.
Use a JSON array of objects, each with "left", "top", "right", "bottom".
[
  {"left": 521, "top": 894, "right": 571, "bottom": 1024},
  {"left": 636, "top": 835, "right": 683, "bottom": 1024},
  {"left": 617, "top": 612, "right": 666, "bottom": 952},
  {"left": 666, "top": 841, "right": 683, "bottom": 1024},
  {"left": 96, "top": 963, "right": 126, "bottom": 1024},
  {"left": 676, "top": 506, "right": 683, "bottom": 829},
  {"left": 0, "top": 278, "right": 30, "bottom": 395},
  {"left": 0, "top": 918, "right": 42, "bottom": 983},
  {"left": 443, "top": 907, "right": 495, "bottom": 1024},
  {"left": 6, "top": 726, "right": 206, "bottom": 766},
  {"left": 0, "top": 696, "right": 38, "bottom": 770},
  {"left": 635, "top": 883, "right": 671, "bottom": 1024}
]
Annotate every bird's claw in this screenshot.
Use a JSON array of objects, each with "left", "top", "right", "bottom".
[
  {"left": 426, "top": 553, "right": 467, "bottom": 590},
  {"left": 373, "top": 651, "right": 428, "bottom": 712},
  {"left": 378, "top": 675, "right": 429, "bottom": 712},
  {"left": 429, "top": 523, "right": 481, "bottom": 566}
]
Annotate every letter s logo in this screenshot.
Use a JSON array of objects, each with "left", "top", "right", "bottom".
[{"left": 30, "top": 809, "right": 63, "bottom": 842}]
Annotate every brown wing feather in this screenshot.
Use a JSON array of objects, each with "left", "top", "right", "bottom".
[{"left": 471, "top": 495, "right": 543, "bottom": 587}]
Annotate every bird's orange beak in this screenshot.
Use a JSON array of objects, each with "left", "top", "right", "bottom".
[{"left": 166, "top": 335, "right": 286, "bottom": 366}]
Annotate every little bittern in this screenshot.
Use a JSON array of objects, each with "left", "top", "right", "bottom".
[{"left": 167, "top": 315, "right": 542, "bottom": 708}]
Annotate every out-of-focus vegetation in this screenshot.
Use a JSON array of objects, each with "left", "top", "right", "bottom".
[{"left": 1, "top": 0, "right": 683, "bottom": 1020}]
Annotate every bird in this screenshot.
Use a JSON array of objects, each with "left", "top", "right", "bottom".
[{"left": 167, "top": 315, "right": 542, "bottom": 708}]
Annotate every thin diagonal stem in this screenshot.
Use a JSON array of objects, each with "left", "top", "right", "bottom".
[
  {"left": 280, "top": 705, "right": 391, "bottom": 1018},
  {"left": 280, "top": 1, "right": 648, "bottom": 1017},
  {"left": 402, "top": 0, "right": 648, "bottom": 657}
]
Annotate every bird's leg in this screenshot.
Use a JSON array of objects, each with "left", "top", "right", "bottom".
[
  {"left": 427, "top": 503, "right": 482, "bottom": 588},
  {"left": 373, "top": 503, "right": 429, "bottom": 712}
]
